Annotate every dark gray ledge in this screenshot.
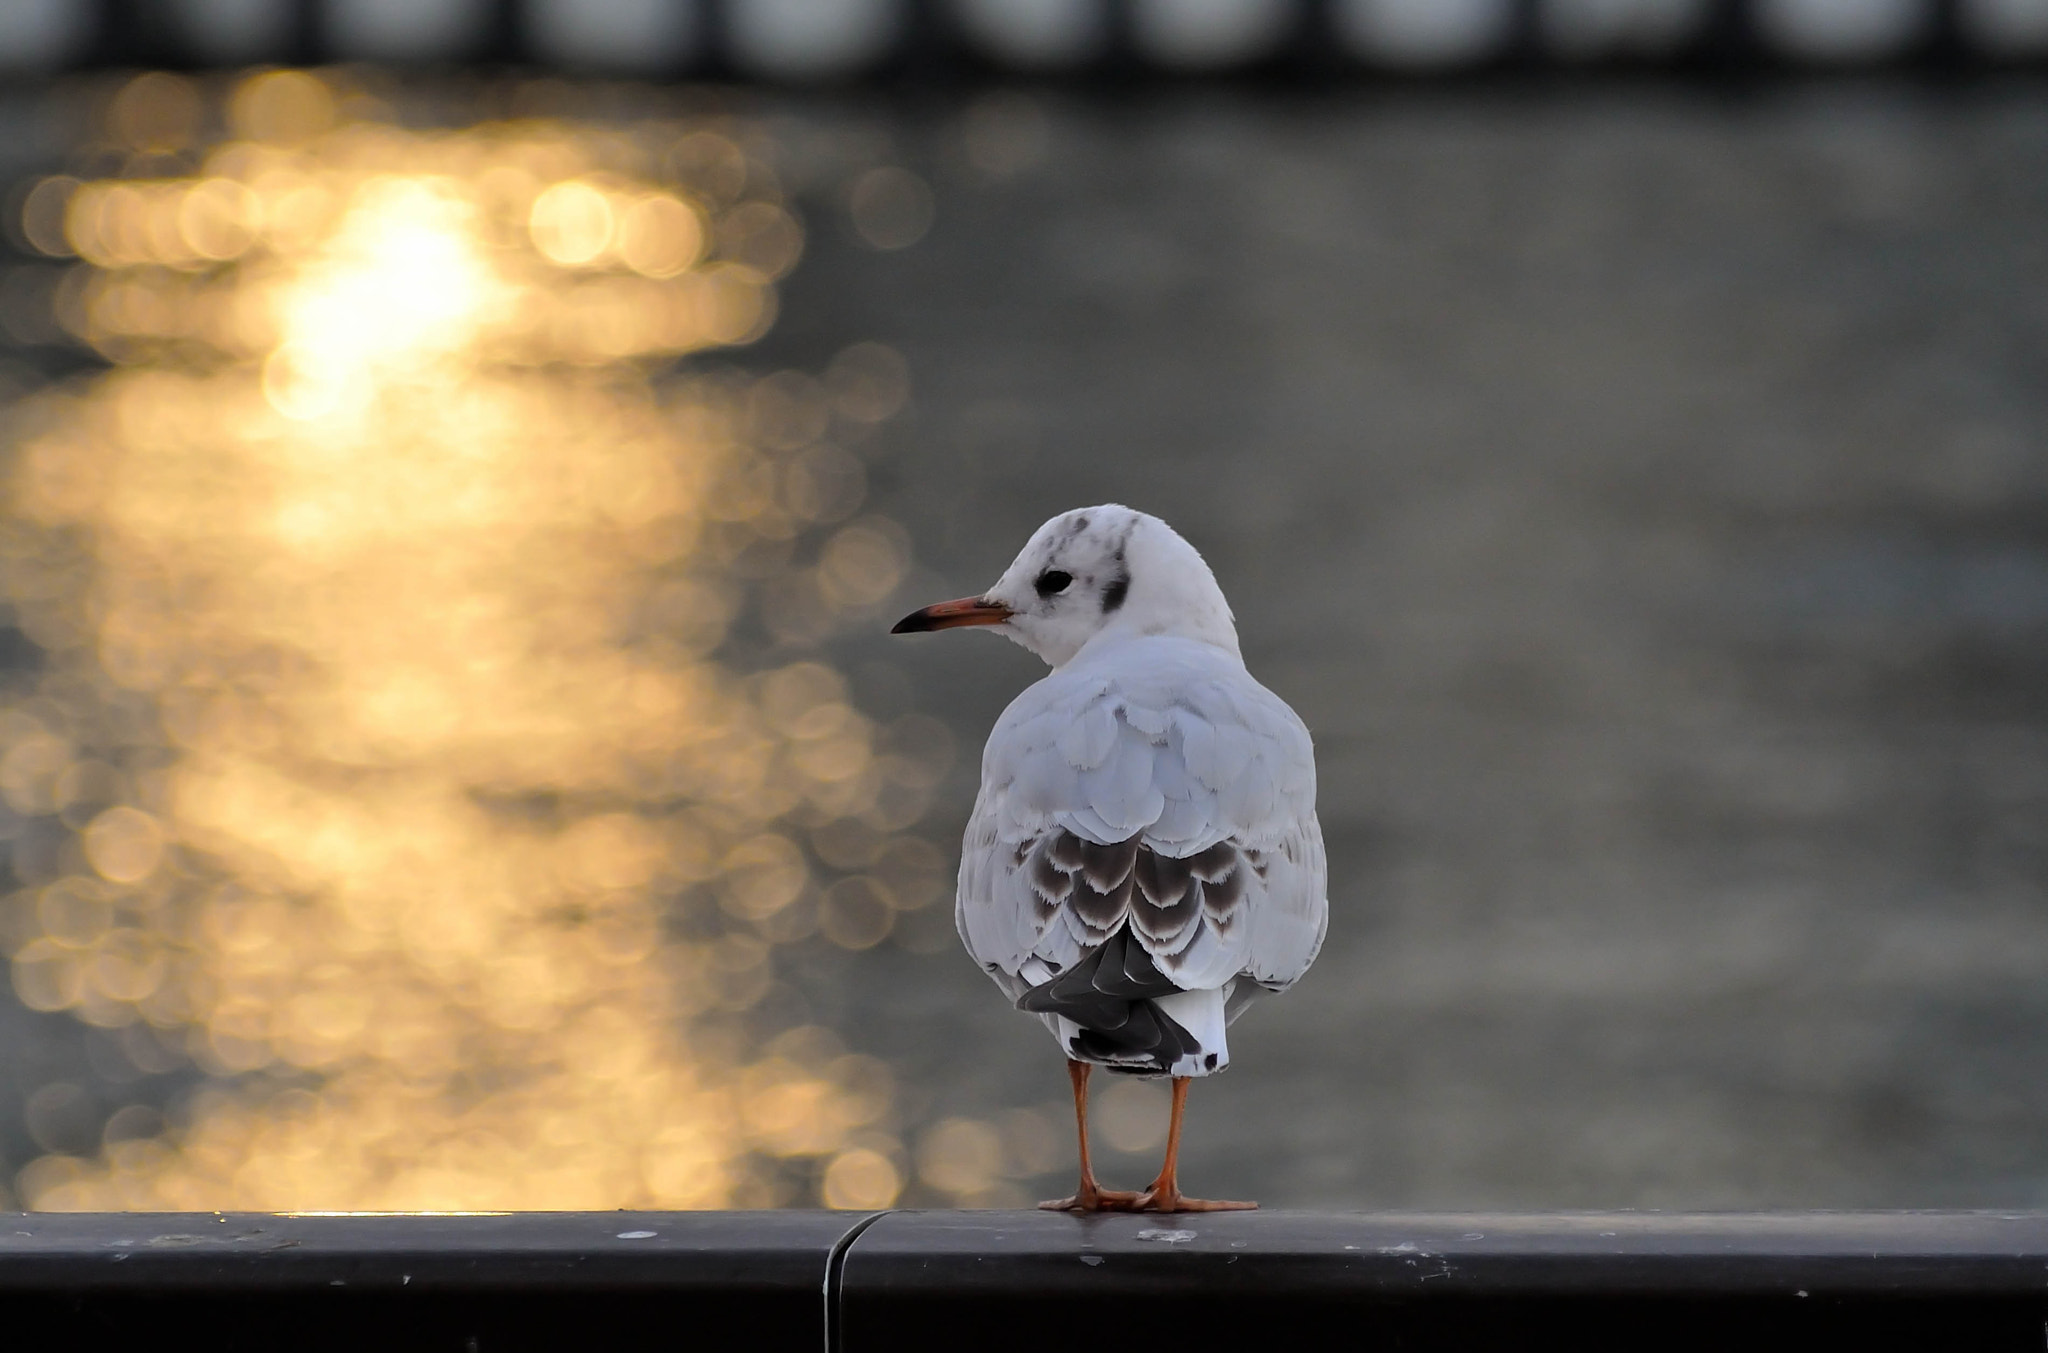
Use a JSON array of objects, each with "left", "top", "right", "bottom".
[
  {"left": 8, "top": 1210, "right": 2048, "bottom": 1351},
  {"left": 848, "top": 1209, "right": 2048, "bottom": 1296},
  {"left": 0, "top": 1210, "right": 855, "bottom": 1351}
]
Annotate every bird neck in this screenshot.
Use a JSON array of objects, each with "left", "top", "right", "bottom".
[{"left": 1063, "top": 601, "right": 1243, "bottom": 670}]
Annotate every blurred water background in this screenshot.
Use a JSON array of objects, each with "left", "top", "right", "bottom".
[{"left": 2, "top": 10, "right": 2048, "bottom": 1213}]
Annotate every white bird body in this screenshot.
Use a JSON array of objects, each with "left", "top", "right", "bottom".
[
  {"left": 960, "top": 631, "right": 1326, "bottom": 1077},
  {"left": 897, "top": 505, "right": 1327, "bottom": 1084},
  {"left": 895, "top": 505, "right": 1324, "bottom": 1209}
]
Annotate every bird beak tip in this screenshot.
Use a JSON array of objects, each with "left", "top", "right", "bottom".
[{"left": 891, "top": 596, "right": 1012, "bottom": 635}]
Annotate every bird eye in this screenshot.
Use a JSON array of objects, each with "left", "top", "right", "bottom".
[{"left": 1034, "top": 569, "right": 1073, "bottom": 597}]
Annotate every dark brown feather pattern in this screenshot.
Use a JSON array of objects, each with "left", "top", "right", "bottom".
[
  {"left": 1020, "top": 828, "right": 1252, "bottom": 955},
  {"left": 1005, "top": 828, "right": 1269, "bottom": 1070}
]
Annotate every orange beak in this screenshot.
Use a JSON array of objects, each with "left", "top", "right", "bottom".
[{"left": 891, "top": 596, "right": 1013, "bottom": 634}]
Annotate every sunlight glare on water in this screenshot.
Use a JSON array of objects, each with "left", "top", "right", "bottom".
[{"left": 0, "top": 70, "right": 953, "bottom": 1211}]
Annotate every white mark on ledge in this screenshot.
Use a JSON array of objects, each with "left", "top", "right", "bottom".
[
  {"left": 1080, "top": 1254, "right": 1105, "bottom": 1267},
  {"left": 1135, "top": 1229, "right": 1197, "bottom": 1244},
  {"left": 617, "top": 1231, "right": 658, "bottom": 1240}
]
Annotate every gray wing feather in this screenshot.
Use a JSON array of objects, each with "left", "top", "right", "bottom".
[
  {"left": 956, "top": 638, "right": 1328, "bottom": 999},
  {"left": 1242, "top": 813, "right": 1328, "bottom": 990}
]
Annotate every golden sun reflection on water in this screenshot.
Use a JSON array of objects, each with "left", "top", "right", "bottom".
[{"left": 0, "top": 71, "right": 953, "bottom": 1211}]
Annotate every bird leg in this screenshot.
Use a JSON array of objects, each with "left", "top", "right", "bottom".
[
  {"left": 1040, "top": 1059, "right": 1141, "bottom": 1212},
  {"left": 1133, "top": 1076, "right": 1257, "bottom": 1213}
]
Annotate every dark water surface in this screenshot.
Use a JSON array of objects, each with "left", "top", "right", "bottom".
[{"left": 6, "top": 76, "right": 2048, "bottom": 1209}]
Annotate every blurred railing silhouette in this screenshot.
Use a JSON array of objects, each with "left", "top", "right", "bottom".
[
  {"left": 3, "top": 0, "right": 2047, "bottom": 82},
  {"left": 6, "top": 1210, "right": 2048, "bottom": 1349}
]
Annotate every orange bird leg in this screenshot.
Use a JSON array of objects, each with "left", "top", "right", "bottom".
[
  {"left": 1134, "top": 1076, "right": 1257, "bottom": 1214},
  {"left": 1040, "top": 1059, "right": 1141, "bottom": 1212}
]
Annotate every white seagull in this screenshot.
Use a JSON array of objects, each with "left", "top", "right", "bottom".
[{"left": 893, "top": 505, "right": 1327, "bottom": 1213}]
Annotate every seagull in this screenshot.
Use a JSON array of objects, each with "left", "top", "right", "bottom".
[{"left": 892, "top": 505, "right": 1327, "bottom": 1213}]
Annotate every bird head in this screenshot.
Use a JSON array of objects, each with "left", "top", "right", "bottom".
[{"left": 892, "top": 504, "right": 1240, "bottom": 668}]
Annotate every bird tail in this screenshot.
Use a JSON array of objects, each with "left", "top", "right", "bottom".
[{"left": 1016, "top": 928, "right": 1229, "bottom": 1077}]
